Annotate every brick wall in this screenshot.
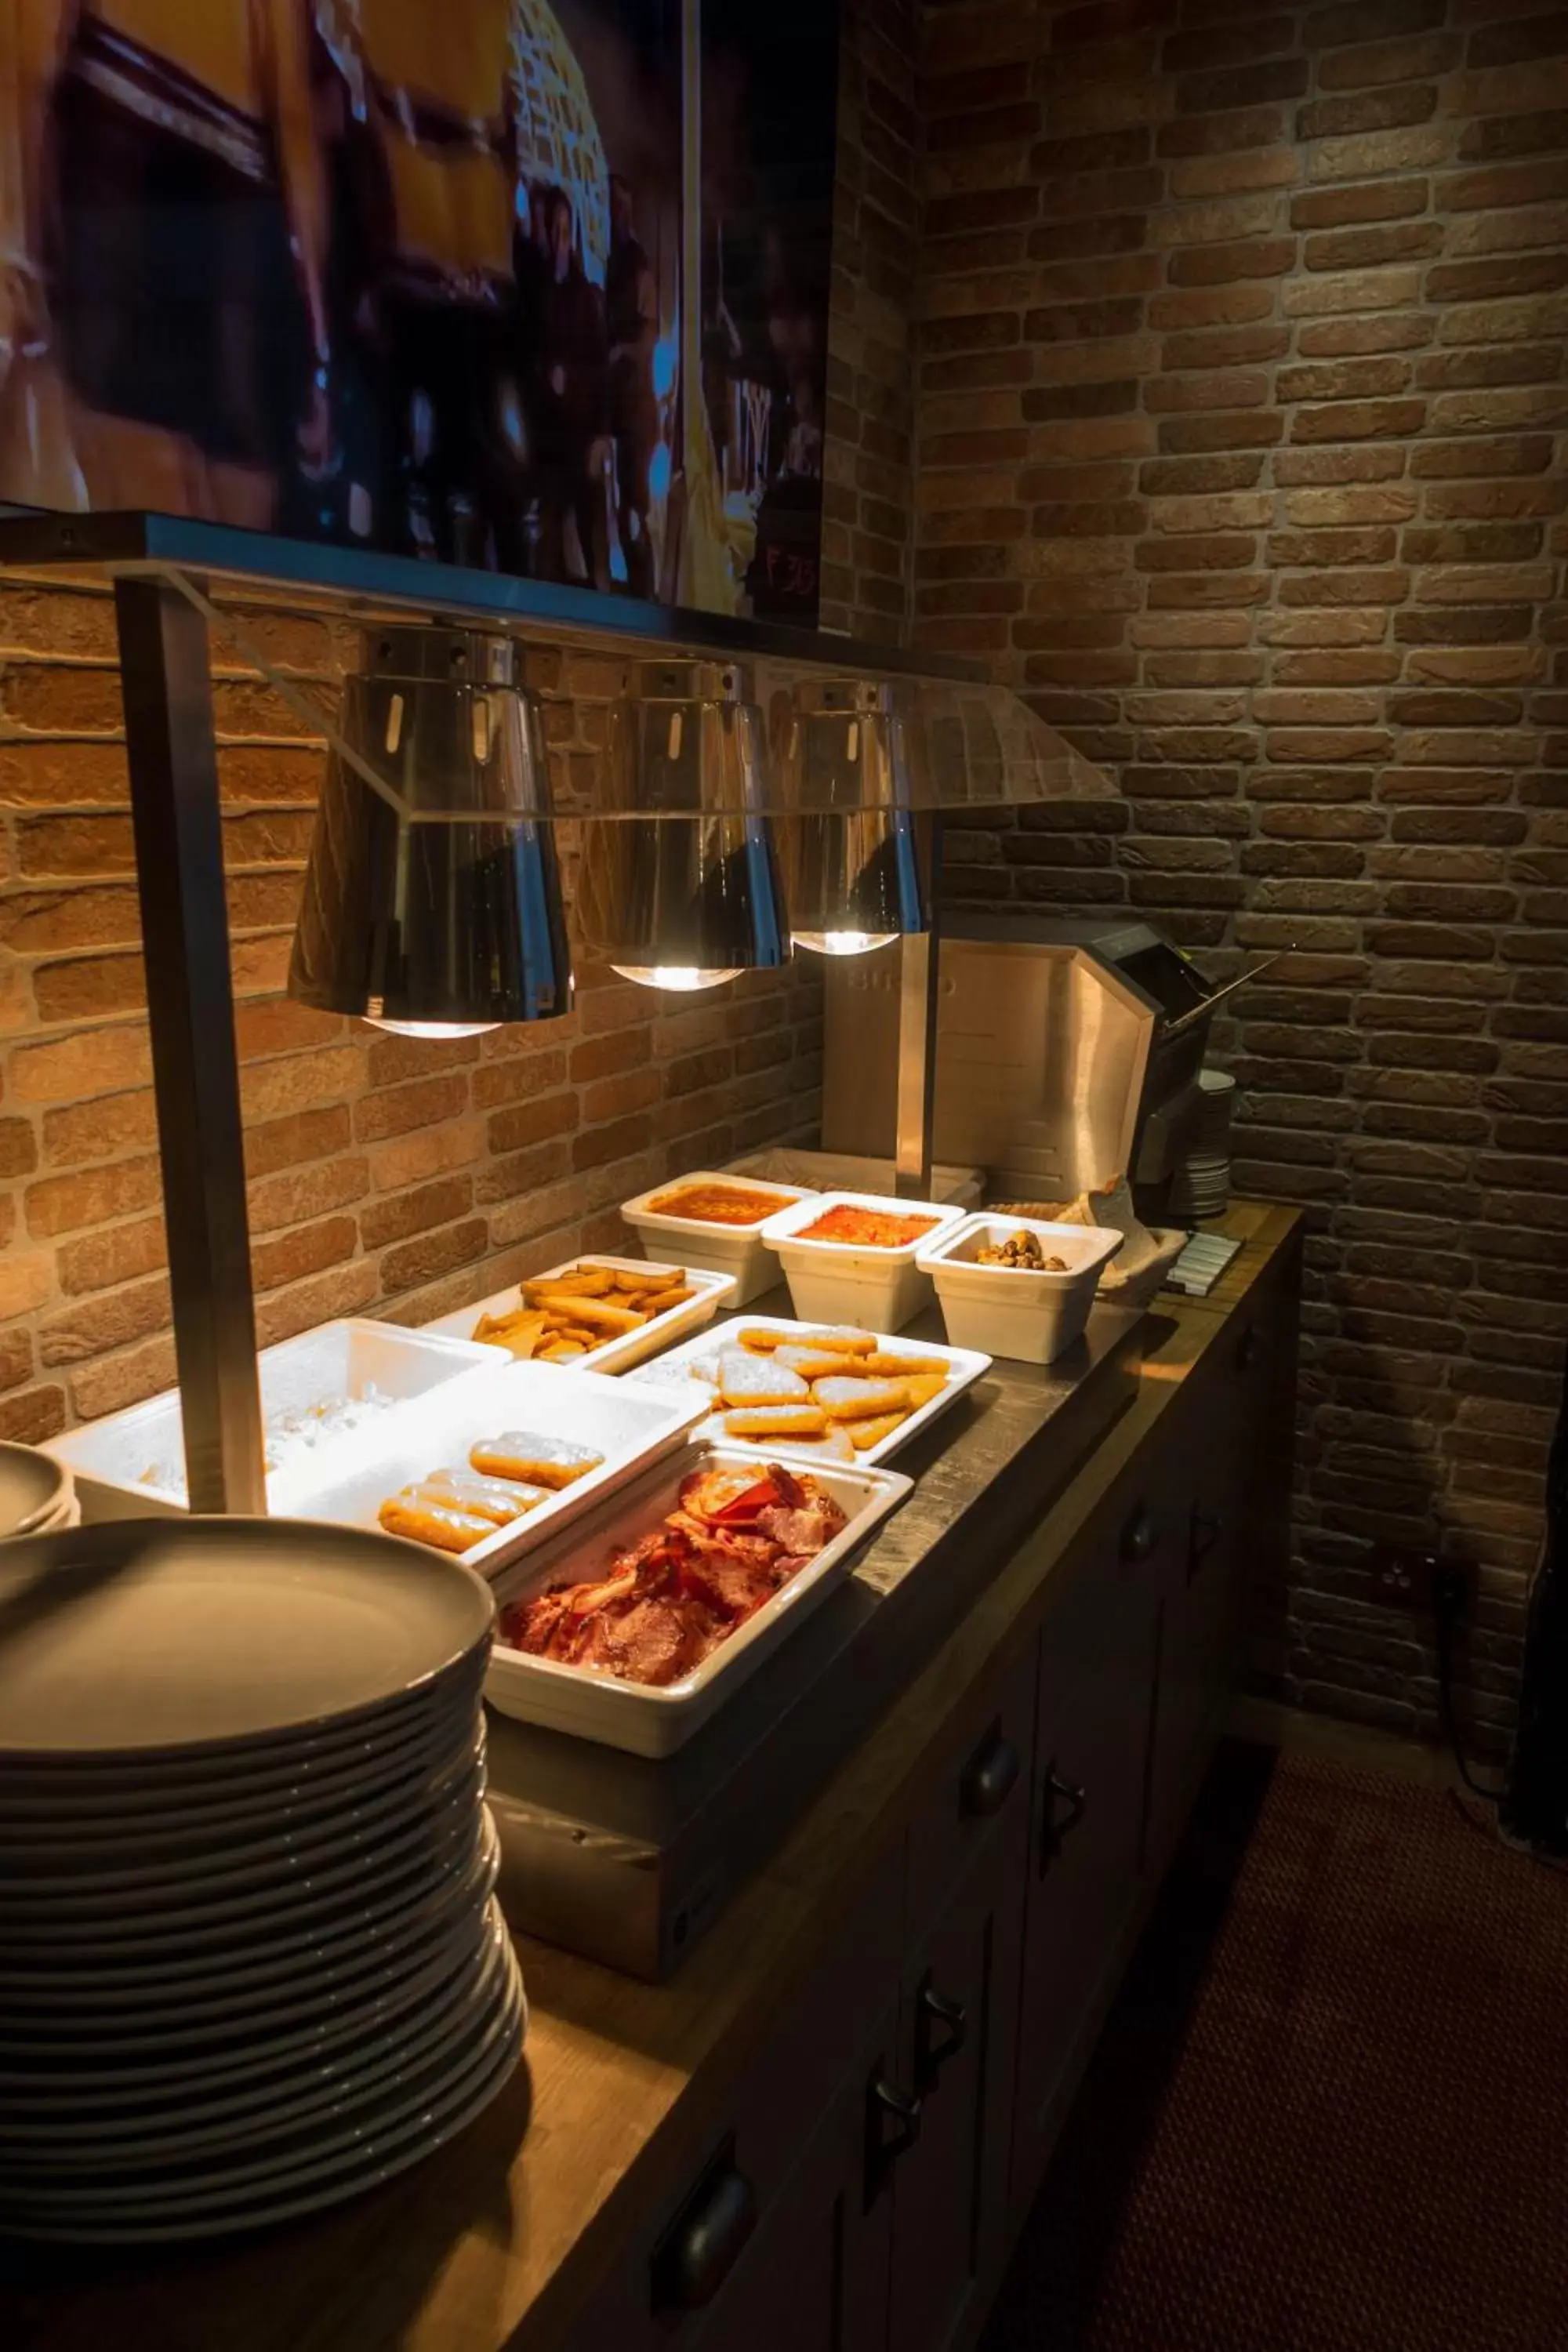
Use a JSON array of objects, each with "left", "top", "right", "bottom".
[
  {"left": 0, "top": 0, "right": 921, "bottom": 1450},
  {"left": 916, "top": 0, "right": 1568, "bottom": 1749}
]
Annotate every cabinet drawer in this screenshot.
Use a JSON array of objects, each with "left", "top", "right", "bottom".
[{"left": 903, "top": 1647, "right": 1036, "bottom": 1948}]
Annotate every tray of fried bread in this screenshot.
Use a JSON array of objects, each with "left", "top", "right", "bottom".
[{"left": 618, "top": 1316, "right": 991, "bottom": 1466}]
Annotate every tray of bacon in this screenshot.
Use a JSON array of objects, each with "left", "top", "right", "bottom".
[{"left": 484, "top": 1447, "right": 912, "bottom": 1756}]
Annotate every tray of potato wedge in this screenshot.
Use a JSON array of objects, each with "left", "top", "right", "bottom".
[
  {"left": 419, "top": 1255, "right": 735, "bottom": 1374},
  {"left": 618, "top": 1315, "right": 992, "bottom": 1467}
]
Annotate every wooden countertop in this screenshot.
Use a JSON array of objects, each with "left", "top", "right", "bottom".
[{"left": 3, "top": 1202, "right": 1301, "bottom": 2352}]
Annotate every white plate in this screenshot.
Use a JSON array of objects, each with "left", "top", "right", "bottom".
[
  {"left": 0, "top": 1519, "right": 493, "bottom": 1763},
  {"left": 0, "top": 1657, "right": 488, "bottom": 1811},
  {"left": 285, "top": 1359, "right": 708, "bottom": 1582},
  {"left": 0, "top": 1828, "right": 499, "bottom": 2061},
  {"left": 621, "top": 1316, "right": 992, "bottom": 1468},
  {"left": 0, "top": 1755, "right": 485, "bottom": 1935},
  {"left": 0, "top": 1981, "right": 523, "bottom": 2243},
  {"left": 5, "top": 1911, "right": 514, "bottom": 2165},
  {"left": 0, "top": 1708, "right": 485, "bottom": 1860},
  {"left": 420, "top": 1255, "right": 735, "bottom": 1374},
  {"left": 0, "top": 1896, "right": 506, "bottom": 2107},
  {"left": 0, "top": 1809, "right": 498, "bottom": 2007},
  {"left": 0, "top": 1941, "right": 524, "bottom": 2227},
  {"left": 45, "top": 1319, "right": 506, "bottom": 1519},
  {"left": 0, "top": 1442, "right": 71, "bottom": 1538},
  {"left": 485, "top": 1446, "right": 911, "bottom": 1758},
  {"left": 619, "top": 1171, "right": 815, "bottom": 1307}
]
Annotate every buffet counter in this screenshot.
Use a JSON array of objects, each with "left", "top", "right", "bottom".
[{"left": 4, "top": 1201, "right": 1302, "bottom": 2352}]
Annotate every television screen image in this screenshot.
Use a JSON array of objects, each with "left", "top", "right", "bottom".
[{"left": 0, "top": 0, "right": 838, "bottom": 621}]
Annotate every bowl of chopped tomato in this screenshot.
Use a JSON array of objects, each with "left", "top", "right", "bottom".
[{"left": 758, "top": 1191, "right": 967, "bottom": 1333}]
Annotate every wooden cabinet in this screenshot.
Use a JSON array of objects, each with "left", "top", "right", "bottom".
[
  {"left": 886, "top": 1739, "right": 1029, "bottom": 2352},
  {"left": 602, "top": 1238, "right": 1301, "bottom": 2352},
  {"left": 1009, "top": 1477, "right": 1168, "bottom": 2193}
]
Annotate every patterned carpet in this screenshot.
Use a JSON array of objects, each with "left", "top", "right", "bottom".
[{"left": 982, "top": 1742, "right": 1568, "bottom": 2352}]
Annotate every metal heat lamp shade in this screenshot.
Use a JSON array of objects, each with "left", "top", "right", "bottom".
[
  {"left": 289, "top": 626, "right": 571, "bottom": 1034},
  {"left": 781, "top": 681, "right": 927, "bottom": 957},
  {"left": 579, "top": 660, "right": 787, "bottom": 993}
]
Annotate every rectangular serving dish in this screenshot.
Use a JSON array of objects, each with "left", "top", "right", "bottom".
[
  {"left": 274, "top": 1360, "right": 709, "bottom": 1579},
  {"left": 419, "top": 1256, "right": 735, "bottom": 1374},
  {"left": 917, "top": 1216, "right": 1124, "bottom": 1366},
  {"left": 45, "top": 1321, "right": 509, "bottom": 1522},
  {"left": 757, "top": 1191, "right": 968, "bottom": 1333},
  {"left": 619, "top": 1172, "right": 815, "bottom": 1306},
  {"left": 619, "top": 1315, "right": 992, "bottom": 1468},
  {"left": 483, "top": 1444, "right": 913, "bottom": 1757}
]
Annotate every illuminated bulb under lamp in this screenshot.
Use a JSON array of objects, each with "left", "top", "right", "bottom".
[
  {"left": 362, "top": 1017, "right": 500, "bottom": 1040},
  {"left": 791, "top": 930, "right": 898, "bottom": 958},
  {"left": 612, "top": 965, "right": 742, "bottom": 993}
]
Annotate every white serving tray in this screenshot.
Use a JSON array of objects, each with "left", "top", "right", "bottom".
[
  {"left": 46, "top": 1322, "right": 509, "bottom": 1522},
  {"left": 484, "top": 1445, "right": 912, "bottom": 1757},
  {"left": 274, "top": 1361, "right": 708, "bottom": 1581},
  {"left": 917, "top": 1216, "right": 1123, "bottom": 1366},
  {"left": 619, "top": 1315, "right": 992, "bottom": 1468},
  {"left": 757, "top": 1191, "right": 968, "bottom": 1334},
  {"left": 419, "top": 1256, "right": 734, "bottom": 1374},
  {"left": 619, "top": 1171, "right": 815, "bottom": 1307}
]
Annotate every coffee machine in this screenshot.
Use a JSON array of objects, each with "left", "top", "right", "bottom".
[{"left": 821, "top": 913, "right": 1232, "bottom": 1223}]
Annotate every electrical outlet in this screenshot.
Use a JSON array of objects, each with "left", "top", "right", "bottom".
[
  {"left": 1370, "top": 1544, "right": 1476, "bottom": 1617},
  {"left": 1371, "top": 1545, "right": 1436, "bottom": 1610}
]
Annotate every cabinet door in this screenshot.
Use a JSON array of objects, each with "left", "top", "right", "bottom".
[
  {"left": 666, "top": 2012, "right": 896, "bottom": 2352},
  {"left": 1146, "top": 1274, "right": 1297, "bottom": 1874},
  {"left": 1011, "top": 1494, "right": 1167, "bottom": 2199},
  {"left": 887, "top": 1777, "right": 1029, "bottom": 2352}
]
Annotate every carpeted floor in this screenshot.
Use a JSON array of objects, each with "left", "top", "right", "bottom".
[{"left": 982, "top": 1740, "right": 1568, "bottom": 2352}]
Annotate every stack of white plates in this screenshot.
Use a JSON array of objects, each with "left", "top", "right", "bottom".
[
  {"left": 0, "top": 1441, "right": 78, "bottom": 1540},
  {"left": 0, "top": 1516, "right": 521, "bottom": 2244},
  {"left": 1170, "top": 1066, "right": 1236, "bottom": 1223}
]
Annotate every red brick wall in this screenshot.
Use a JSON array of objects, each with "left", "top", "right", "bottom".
[
  {"left": 916, "top": 0, "right": 1568, "bottom": 1748},
  {"left": 0, "top": 2, "right": 920, "bottom": 1449}
]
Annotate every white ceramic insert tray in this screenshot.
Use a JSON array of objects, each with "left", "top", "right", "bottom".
[
  {"left": 277, "top": 1361, "right": 709, "bottom": 1580},
  {"left": 619, "top": 1171, "right": 816, "bottom": 1307},
  {"left": 620, "top": 1316, "right": 992, "bottom": 1468},
  {"left": 419, "top": 1256, "right": 735, "bottom": 1374},
  {"left": 484, "top": 1444, "right": 913, "bottom": 1757},
  {"left": 757, "top": 1191, "right": 969, "bottom": 1333},
  {"left": 46, "top": 1321, "right": 508, "bottom": 1521}
]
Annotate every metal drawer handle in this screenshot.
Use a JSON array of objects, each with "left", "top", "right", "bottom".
[
  {"left": 864, "top": 2073, "right": 923, "bottom": 2207},
  {"left": 650, "top": 2136, "right": 758, "bottom": 2312},
  {"left": 1121, "top": 1504, "right": 1158, "bottom": 1564},
  {"left": 914, "top": 1975, "right": 968, "bottom": 2092},
  {"left": 1040, "top": 1765, "right": 1087, "bottom": 1876},
  {"left": 1191, "top": 1505, "right": 1225, "bottom": 1570},
  {"left": 960, "top": 1728, "right": 1020, "bottom": 1819},
  {"left": 1237, "top": 1324, "right": 1259, "bottom": 1372}
]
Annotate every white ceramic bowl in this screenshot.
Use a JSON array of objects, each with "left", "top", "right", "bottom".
[
  {"left": 619, "top": 1171, "right": 815, "bottom": 1306},
  {"left": 916, "top": 1215, "right": 1123, "bottom": 1364},
  {"left": 757, "top": 1191, "right": 967, "bottom": 1334}
]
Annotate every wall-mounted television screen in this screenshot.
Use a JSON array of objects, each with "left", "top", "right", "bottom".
[{"left": 0, "top": 0, "right": 839, "bottom": 623}]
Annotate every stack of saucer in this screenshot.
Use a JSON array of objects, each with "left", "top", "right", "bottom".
[
  {"left": 0, "top": 1442, "right": 78, "bottom": 1540},
  {"left": 0, "top": 1516, "right": 521, "bottom": 2245},
  {"left": 1169, "top": 1065, "right": 1236, "bottom": 1224}
]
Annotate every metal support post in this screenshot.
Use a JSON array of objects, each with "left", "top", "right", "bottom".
[
  {"left": 114, "top": 578, "right": 267, "bottom": 1514},
  {"left": 894, "top": 816, "right": 942, "bottom": 1198}
]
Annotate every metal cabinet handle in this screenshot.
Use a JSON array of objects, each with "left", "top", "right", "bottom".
[
  {"left": 914, "top": 1975, "right": 968, "bottom": 2092},
  {"left": 1237, "top": 1324, "right": 1260, "bottom": 1372},
  {"left": 650, "top": 2135, "right": 757, "bottom": 2313},
  {"left": 960, "top": 1728, "right": 1020, "bottom": 1819},
  {"left": 1121, "top": 1504, "right": 1158, "bottom": 1564},
  {"left": 1039, "top": 1764, "right": 1088, "bottom": 1877},
  {"left": 1191, "top": 1504, "right": 1225, "bottom": 1575},
  {"left": 864, "top": 2073, "right": 923, "bottom": 2208}
]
